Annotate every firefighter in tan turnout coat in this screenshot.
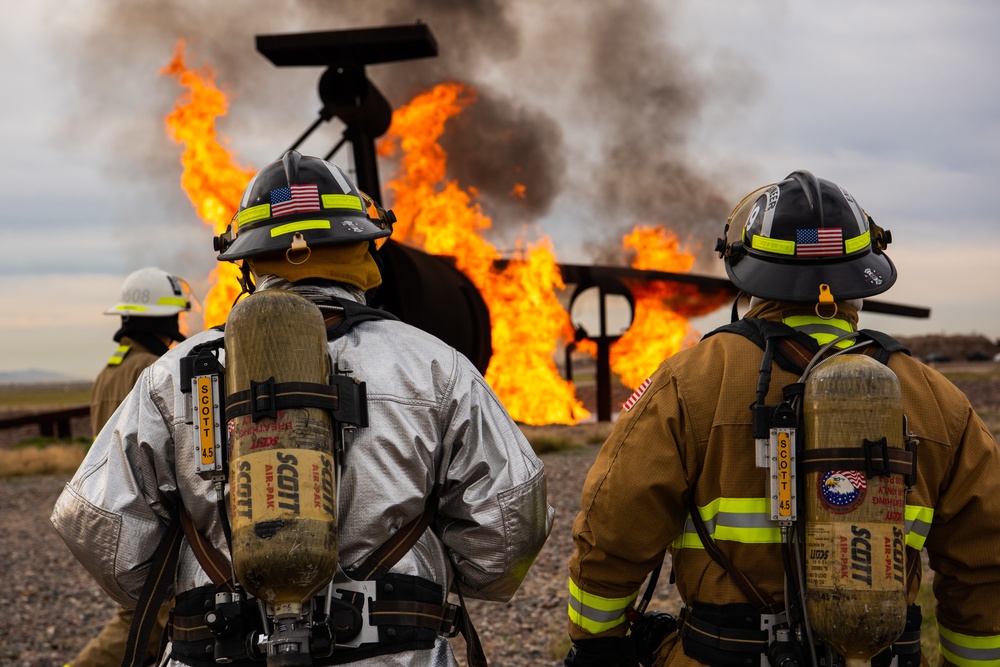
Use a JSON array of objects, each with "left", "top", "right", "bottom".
[
  {"left": 68, "top": 267, "right": 191, "bottom": 667},
  {"left": 564, "top": 171, "right": 1000, "bottom": 667}
]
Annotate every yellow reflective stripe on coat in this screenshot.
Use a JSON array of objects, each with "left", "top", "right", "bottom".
[
  {"left": 671, "top": 497, "right": 933, "bottom": 549},
  {"left": 671, "top": 498, "right": 781, "bottom": 549},
  {"left": 567, "top": 577, "right": 637, "bottom": 634},
  {"left": 107, "top": 345, "right": 131, "bottom": 366},
  {"left": 904, "top": 504, "right": 933, "bottom": 550},
  {"left": 938, "top": 625, "right": 1000, "bottom": 667},
  {"left": 783, "top": 315, "right": 855, "bottom": 349}
]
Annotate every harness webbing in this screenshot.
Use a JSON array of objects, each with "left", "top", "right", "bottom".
[{"left": 120, "top": 516, "right": 182, "bottom": 667}]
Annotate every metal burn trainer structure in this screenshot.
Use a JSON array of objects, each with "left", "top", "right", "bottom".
[{"left": 255, "top": 24, "right": 930, "bottom": 423}]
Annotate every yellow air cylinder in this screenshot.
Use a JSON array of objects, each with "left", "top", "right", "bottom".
[
  {"left": 802, "top": 354, "right": 907, "bottom": 666},
  {"left": 225, "top": 289, "right": 338, "bottom": 622}
]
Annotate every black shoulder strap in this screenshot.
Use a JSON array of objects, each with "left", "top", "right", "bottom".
[
  {"left": 857, "top": 329, "right": 910, "bottom": 364},
  {"left": 703, "top": 318, "right": 821, "bottom": 375},
  {"left": 323, "top": 296, "right": 399, "bottom": 340},
  {"left": 702, "top": 317, "right": 783, "bottom": 348},
  {"left": 121, "top": 515, "right": 183, "bottom": 667},
  {"left": 706, "top": 319, "right": 910, "bottom": 372}
]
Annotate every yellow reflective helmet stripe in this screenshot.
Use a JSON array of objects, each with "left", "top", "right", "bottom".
[
  {"left": 112, "top": 305, "right": 150, "bottom": 313},
  {"left": 270, "top": 220, "right": 332, "bottom": 237},
  {"left": 107, "top": 345, "right": 131, "bottom": 366},
  {"left": 671, "top": 497, "right": 933, "bottom": 550},
  {"left": 567, "top": 577, "right": 636, "bottom": 635},
  {"left": 237, "top": 203, "right": 271, "bottom": 230},
  {"left": 157, "top": 296, "right": 188, "bottom": 308},
  {"left": 904, "top": 504, "right": 933, "bottom": 550},
  {"left": 322, "top": 193, "right": 364, "bottom": 211},
  {"left": 844, "top": 229, "right": 872, "bottom": 255},
  {"left": 750, "top": 229, "right": 870, "bottom": 257},
  {"left": 782, "top": 315, "right": 856, "bottom": 349},
  {"left": 751, "top": 235, "right": 796, "bottom": 256},
  {"left": 938, "top": 624, "right": 1000, "bottom": 667}
]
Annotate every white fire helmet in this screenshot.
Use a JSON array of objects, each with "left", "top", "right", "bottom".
[{"left": 104, "top": 267, "right": 192, "bottom": 317}]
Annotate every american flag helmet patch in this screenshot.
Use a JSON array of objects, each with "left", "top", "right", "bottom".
[
  {"left": 623, "top": 377, "right": 652, "bottom": 411},
  {"left": 270, "top": 183, "right": 321, "bottom": 217},
  {"left": 795, "top": 227, "right": 843, "bottom": 257}
]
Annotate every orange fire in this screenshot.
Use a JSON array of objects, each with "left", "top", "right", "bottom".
[
  {"left": 608, "top": 226, "right": 730, "bottom": 388},
  {"left": 380, "top": 83, "right": 588, "bottom": 425},
  {"left": 162, "top": 40, "right": 256, "bottom": 328},
  {"left": 160, "top": 45, "right": 724, "bottom": 424}
]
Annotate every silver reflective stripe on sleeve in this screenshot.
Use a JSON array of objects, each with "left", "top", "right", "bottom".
[
  {"left": 938, "top": 624, "right": 1000, "bottom": 667},
  {"left": 567, "top": 577, "right": 637, "bottom": 635}
]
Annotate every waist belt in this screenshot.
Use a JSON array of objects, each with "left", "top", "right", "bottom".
[
  {"left": 678, "top": 602, "right": 923, "bottom": 667},
  {"left": 171, "top": 574, "right": 460, "bottom": 666}
]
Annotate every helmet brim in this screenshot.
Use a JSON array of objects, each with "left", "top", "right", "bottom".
[
  {"left": 104, "top": 304, "right": 188, "bottom": 317},
  {"left": 725, "top": 249, "right": 896, "bottom": 301},
  {"left": 217, "top": 213, "right": 391, "bottom": 261}
]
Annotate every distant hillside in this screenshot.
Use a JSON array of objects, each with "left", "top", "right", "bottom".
[
  {"left": 0, "top": 370, "right": 87, "bottom": 386},
  {"left": 893, "top": 333, "right": 1000, "bottom": 362}
]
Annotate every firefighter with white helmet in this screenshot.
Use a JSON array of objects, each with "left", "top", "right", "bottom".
[
  {"left": 91, "top": 267, "right": 192, "bottom": 435},
  {"left": 52, "top": 150, "right": 553, "bottom": 667},
  {"left": 67, "top": 267, "right": 192, "bottom": 667},
  {"left": 564, "top": 171, "right": 1000, "bottom": 667}
]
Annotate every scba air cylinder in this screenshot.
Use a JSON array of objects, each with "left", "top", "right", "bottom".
[
  {"left": 225, "top": 290, "right": 338, "bottom": 638},
  {"left": 802, "top": 354, "right": 907, "bottom": 665}
]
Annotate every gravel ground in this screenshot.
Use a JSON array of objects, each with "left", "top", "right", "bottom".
[
  {"left": 4, "top": 367, "right": 997, "bottom": 667},
  {"left": 0, "top": 438, "right": 680, "bottom": 667}
]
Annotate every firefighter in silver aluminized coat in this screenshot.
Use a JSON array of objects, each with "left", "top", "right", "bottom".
[{"left": 51, "top": 151, "right": 554, "bottom": 667}]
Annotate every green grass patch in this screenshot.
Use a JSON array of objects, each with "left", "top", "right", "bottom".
[
  {"left": 13, "top": 435, "right": 93, "bottom": 450},
  {"left": 0, "top": 383, "right": 91, "bottom": 408}
]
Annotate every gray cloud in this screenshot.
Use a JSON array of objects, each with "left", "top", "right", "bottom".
[{"left": 50, "top": 0, "right": 748, "bottom": 269}]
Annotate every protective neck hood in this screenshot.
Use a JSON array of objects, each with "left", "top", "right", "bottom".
[
  {"left": 254, "top": 274, "right": 366, "bottom": 310},
  {"left": 247, "top": 242, "right": 382, "bottom": 292},
  {"left": 745, "top": 299, "right": 861, "bottom": 331}
]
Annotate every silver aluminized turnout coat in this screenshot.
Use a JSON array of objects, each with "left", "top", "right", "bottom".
[{"left": 52, "top": 282, "right": 554, "bottom": 667}]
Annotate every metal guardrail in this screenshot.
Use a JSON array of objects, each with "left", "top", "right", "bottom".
[{"left": 0, "top": 405, "right": 91, "bottom": 439}]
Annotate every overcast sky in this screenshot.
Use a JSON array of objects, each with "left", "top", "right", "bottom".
[{"left": 1, "top": 0, "right": 998, "bottom": 380}]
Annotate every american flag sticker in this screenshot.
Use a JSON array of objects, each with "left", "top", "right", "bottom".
[
  {"left": 796, "top": 227, "right": 843, "bottom": 257},
  {"left": 623, "top": 378, "right": 652, "bottom": 412},
  {"left": 270, "top": 184, "right": 321, "bottom": 216}
]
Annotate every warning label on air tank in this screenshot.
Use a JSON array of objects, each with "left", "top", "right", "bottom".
[
  {"left": 230, "top": 449, "right": 336, "bottom": 530},
  {"left": 229, "top": 413, "right": 295, "bottom": 451},
  {"left": 805, "top": 523, "right": 905, "bottom": 590}
]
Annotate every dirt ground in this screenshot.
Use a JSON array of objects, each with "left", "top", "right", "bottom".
[{"left": 3, "top": 360, "right": 999, "bottom": 666}]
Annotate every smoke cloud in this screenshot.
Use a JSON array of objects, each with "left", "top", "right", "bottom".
[{"left": 52, "top": 0, "right": 750, "bottom": 272}]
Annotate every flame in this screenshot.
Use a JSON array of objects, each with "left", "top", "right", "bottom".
[
  {"left": 608, "top": 225, "right": 730, "bottom": 388},
  {"left": 381, "top": 83, "right": 588, "bottom": 425},
  {"left": 161, "top": 40, "right": 256, "bottom": 328},
  {"left": 160, "top": 46, "right": 728, "bottom": 423}
]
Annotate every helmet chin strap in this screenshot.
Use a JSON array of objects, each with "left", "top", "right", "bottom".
[
  {"left": 234, "top": 261, "right": 257, "bottom": 305},
  {"left": 730, "top": 291, "right": 749, "bottom": 323}
]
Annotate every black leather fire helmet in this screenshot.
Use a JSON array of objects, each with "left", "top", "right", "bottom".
[
  {"left": 715, "top": 170, "right": 896, "bottom": 302},
  {"left": 215, "top": 150, "right": 393, "bottom": 262}
]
